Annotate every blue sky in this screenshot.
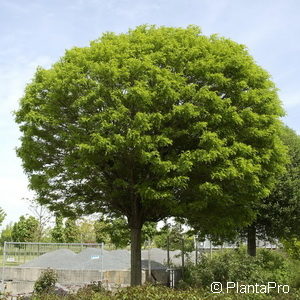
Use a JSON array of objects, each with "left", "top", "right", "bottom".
[{"left": 1, "top": 0, "right": 300, "bottom": 225}]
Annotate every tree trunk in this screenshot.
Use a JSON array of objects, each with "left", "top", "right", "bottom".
[
  {"left": 130, "top": 227, "right": 142, "bottom": 286},
  {"left": 128, "top": 182, "right": 143, "bottom": 286},
  {"left": 247, "top": 224, "right": 256, "bottom": 256}
]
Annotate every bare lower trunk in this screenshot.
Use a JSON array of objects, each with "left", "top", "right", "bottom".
[
  {"left": 247, "top": 224, "right": 256, "bottom": 257},
  {"left": 130, "top": 227, "right": 142, "bottom": 286},
  {"left": 128, "top": 182, "right": 143, "bottom": 286}
]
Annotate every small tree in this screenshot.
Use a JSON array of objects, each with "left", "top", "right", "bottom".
[
  {"left": 11, "top": 216, "right": 39, "bottom": 242},
  {"left": 64, "top": 218, "right": 80, "bottom": 243},
  {"left": 51, "top": 214, "right": 65, "bottom": 243},
  {"left": 77, "top": 219, "right": 97, "bottom": 243},
  {"left": 0, "top": 223, "right": 13, "bottom": 244},
  {"left": 28, "top": 198, "right": 52, "bottom": 242}
]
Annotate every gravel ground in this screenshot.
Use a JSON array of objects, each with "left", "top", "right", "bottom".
[
  {"left": 21, "top": 249, "right": 77, "bottom": 269},
  {"left": 20, "top": 248, "right": 183, "bottom": 270}
]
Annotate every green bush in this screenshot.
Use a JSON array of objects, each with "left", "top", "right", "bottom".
[
  {"left": 291, "top": 260, "right": 300, "bottom": 289},
  {"left": 182, "top": 248, "right": 298, "bottom": 290},
  {"left": 26, "top": 284, "right": 300, "bottom": 300},
  {"left": 33, "top": 268, "right": 58, "bottom": 294},
  {"left": 282, "top": 238, "right": 300, "bottom": 260}
]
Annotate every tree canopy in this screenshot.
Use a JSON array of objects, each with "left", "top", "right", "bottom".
[
  {"left": 50, "top": 215, "right": 80, "bottom": 243},
  {"left": 11, "top": 215, "right": 39, "bottom": 242},
  {"left": 15, "top": 25, "right": 287, "bottom": 285},
  {"left": 253, "top": 126, "right": 300, "bottom": 243}
]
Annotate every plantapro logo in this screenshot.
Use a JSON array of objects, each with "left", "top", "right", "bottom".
[{"left": 211, "top": 282, "right": 290, "bottom": 294}]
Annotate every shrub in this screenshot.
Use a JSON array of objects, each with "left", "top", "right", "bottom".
[
  {"left": 27, "top": 284, "right": 300, "bottom": 300},
  {"left": 282, "top": 238, "right": 300, "bottom": 260},
  {"left": 182, "top": 248, "right": 298, "bottom": 290},
  {"left": 33, "top": 268, "right": 58, "bottom": 294}
]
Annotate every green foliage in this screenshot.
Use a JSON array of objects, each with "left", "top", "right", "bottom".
[
  {"left": 51, "top": 215, "right": 65, "bottom": 243},
  {"left": 33, "top": 268, "right": 58, "bottom": 294},
  {"left": 255, "top": 126, "right": 300, "bottom": 242},
  {"left": 0, "top": 223, "right": 13, "bottom": 244},
  {"left": 64, "top": 218, "right": 80, "bottom": 243},
  {"left": 290, "top": 260, "right": 300, "bottom": 289},
  {"left": 94, "top": 216, "right": 157, "bottom": 248},
  {"left": 93, "top": 218, "right": 111, "bottom": 245},
  {"left": 16, "top": 25, "right": 286, "bottom": 232},
  {"left": 206, "top": 126, "right": 300, "bottom": 252},
  {"left": 95, "top": 217, "right": 129, "bottom": 248},
  {"left": 77, "top": 219, "right": 97, "bottom": 243},
  {"left": 51, "top": 216, "right": 80, "bottom": 243},
  {"left": 142, "top": 221, "right": 158, "bottom": 242},
  {"left": 114, "top": 285, "right": 202, "bottom": 300},
  {"left": 15, "top": 25, "right": 287, "bottom": 284},
  {"left": 23, "top": 284, "right": 300, "bottom": 300},
  {"left": 72, "top": 281, "right": 112, "bottom": 299},
  {"left": 0, "top": 207, "right": 6, "bottom": 226},
  {"left": 11, "top": 215, "right": 39, "bottom": 242},
  {"left": 282, "top": 238, "right": 300, "bottom": 260},
  {"left": 183, "top": 248, "right": 298, "bottom": 291},
  {"left": 154, "top": 222, "right": 194, "bottom": 252}
]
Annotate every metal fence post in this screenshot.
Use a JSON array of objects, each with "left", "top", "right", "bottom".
[
  {"left": 148, "top": 239, "right": 151, "bottom": 281},
  {"left": 2, "top": 241, "right": 7, "bottom": 284},
  {"left": 194, "top": 235, "right": 198, "bottom": 265},
  {"left": 101, "top": 242, "right": 104, "bottom": 281}
]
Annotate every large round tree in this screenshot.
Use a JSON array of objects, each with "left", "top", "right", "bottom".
[{"left": 15, "top": 25, "right": 286, "bottom": 285}]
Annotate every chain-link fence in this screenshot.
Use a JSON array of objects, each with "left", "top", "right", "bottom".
[
  {"left": 0, "top": 238, "right": 279, "bottom": 297},
  {"left": 1, "top": 242, "right": 104, "bottom": 288},
  {"left": 2, "top": 241, "right": 102, "bottom": 266}
]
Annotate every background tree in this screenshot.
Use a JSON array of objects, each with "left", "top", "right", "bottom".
[
  {"left": 77, "top": 219, "right": 97, "bottom": 243},
  {"left": 51, "top": 214, "right": 65, "bottom": 243},
  {"left": 51, "top": 215, "right": 81, "bottom": 243},
  {"left": 95, "top": 217, "right": 130, "bottom": 248},
  {"left": 202, "top": 126, "right": 300, "bottom": 256},
  {"left": 154, "top": 221, "right": 194, "bottom": 252},
  {"left": 141, "top": 221, "right": 158, "bottom": 243},
  {"left": 15, "top": 25, "right": 287, "bottom": 285},
  {"left": 11, "top": 215, "right": 39, "bottom": 242},
  {"left": 64, "top": 218, "right": 80, "bottom": 243},
  {"left": 0, "top": 223, "right": 13, "bottom": 244},
  {"left": 94, "top": 216, "right": 157, "bottom": 248},
  {"left": 246, "top": 126, "right": 300, "bottom": 256},
  {"left": 0, "top": 207, "right": 6, "bottom": 227},
  {"left": 28, "top": 198, "right": 53, "bottom": 242}
]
